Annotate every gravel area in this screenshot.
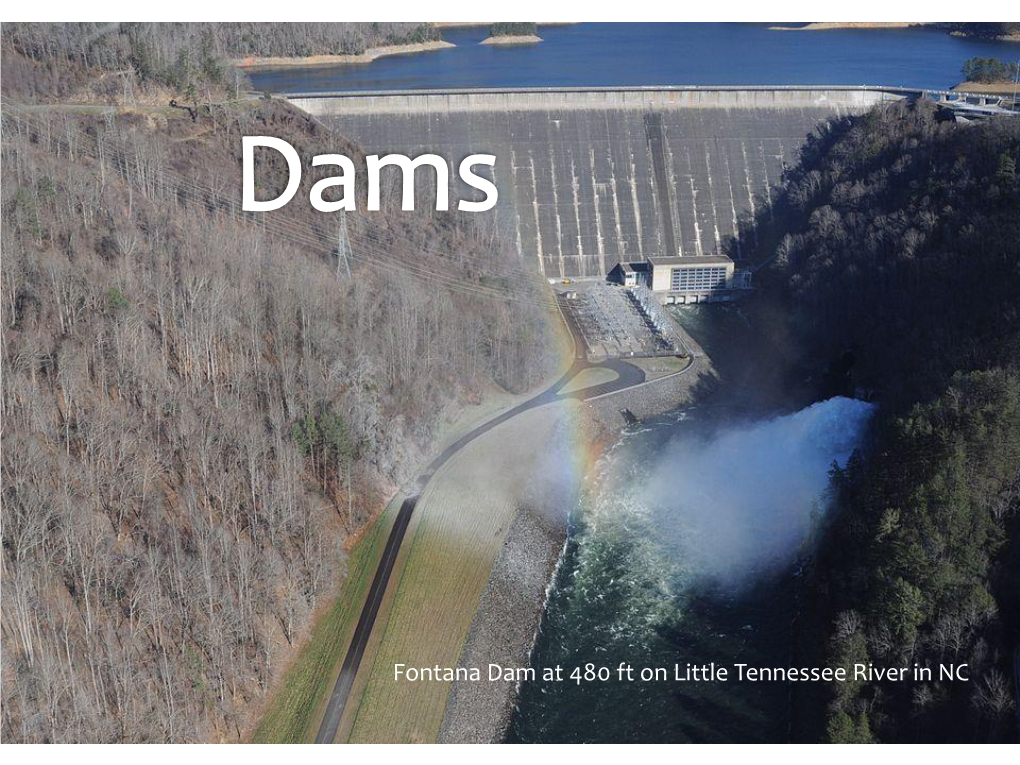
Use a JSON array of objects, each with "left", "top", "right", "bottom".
[{"left": 438, "top": 502, "right": 567, "bottom": 743}]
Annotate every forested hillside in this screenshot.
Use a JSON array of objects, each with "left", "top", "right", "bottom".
[
  {"left": 0, "top": 97, "right": 555, "bottom": 742},
  {"left": 1, "top": 22, "right": 439, "bottom": 103},
  {"left": 937, "top": 22, "right": 1020, "bottom": 39},
  {"left": 742, "top": 100, "right": 1020, "bottom": 742}
]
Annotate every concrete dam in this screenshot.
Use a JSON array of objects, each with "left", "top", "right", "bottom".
[{"left": 289, "top": 87, "right": 909, "bottom": 278}]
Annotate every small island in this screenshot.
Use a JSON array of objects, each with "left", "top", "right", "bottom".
[{"left": 480, "top": 22, "right": 543, "bottom": 46}]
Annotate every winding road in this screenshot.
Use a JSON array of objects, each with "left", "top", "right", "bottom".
[{"left": 313, "top": 295, "right": 663, "bottom": 743}]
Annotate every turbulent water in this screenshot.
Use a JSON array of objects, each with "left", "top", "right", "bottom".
[{"left": 509, "top": 397, "right": 874, "bottom": 743}]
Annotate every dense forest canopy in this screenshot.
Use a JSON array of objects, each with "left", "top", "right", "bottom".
[
  {"left": 488, "top": 23, "right": 539, "bottom": 37},
  {"left": 962, "top": 57, "right": 1020, "bottom": 84},
  {"left": 740, "top": 100, "right": 1020, "bottom": 742},
  {"left": 750, "top": 100, "right": 1020, "bottom": 408}
]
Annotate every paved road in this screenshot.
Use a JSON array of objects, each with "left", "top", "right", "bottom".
[{"left": 314, "top": 296, "right": 654, "bottom": 743}]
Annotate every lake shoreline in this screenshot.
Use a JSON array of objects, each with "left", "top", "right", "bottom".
[
  {"left": 234, "top": 40, "right": 455, "bottom": 71},
  {"left": 768, "top": 22, "right": 923, "bottom": 32},
  {"left": 767, "top": 22, "right": 1020, "bottom": 42}
]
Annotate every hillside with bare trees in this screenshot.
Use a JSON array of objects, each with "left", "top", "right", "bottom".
[
  {"left": 0, "top": 96, "right": 557, "bottom": 742},
  {"left": 1, "top": 23, "right": 440, "bottom": 103}
]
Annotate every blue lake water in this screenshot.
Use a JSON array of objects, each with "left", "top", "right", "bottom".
[{"left": 249, "top": 23, "right": 1020, "bottom": 93}]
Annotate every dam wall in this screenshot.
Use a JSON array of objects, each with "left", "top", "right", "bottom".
[{"left": 290, "top": 87, "right": 910, "bottom": 278}]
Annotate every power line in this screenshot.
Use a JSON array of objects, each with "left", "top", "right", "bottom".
[
  {"left": 336, "top": 209, "right": 352, "bottom": 281},
  {"left": 1, "top": 104, "right": 562, "bottom": 310}
]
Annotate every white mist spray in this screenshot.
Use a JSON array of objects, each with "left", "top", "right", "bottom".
[{"left": 644, "top": 396, "right": 875, "bottom": 589}]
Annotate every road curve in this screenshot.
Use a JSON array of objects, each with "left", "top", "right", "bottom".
[{"left": 314, "top": 297, "right": 656, "bottom": 743}]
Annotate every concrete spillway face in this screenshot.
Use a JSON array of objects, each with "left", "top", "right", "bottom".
[{"left": 292, "top": 88, "right": 900, "bottom": 279}]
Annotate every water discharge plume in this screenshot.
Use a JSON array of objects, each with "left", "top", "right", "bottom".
[
  {"left": 644, "top": 396, "right": 875, "bottom": 589},
  {"left": 512, "top": 397, "right": 876, "bottom": 742}
]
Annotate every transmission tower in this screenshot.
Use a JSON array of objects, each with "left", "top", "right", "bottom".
[{"left": 336, "top": 209, "right": 353, "bottom": 280}]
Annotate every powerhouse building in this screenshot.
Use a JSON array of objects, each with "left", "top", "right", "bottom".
[{"left": 609, "top": 254, "right": 749, "bottom": 303}]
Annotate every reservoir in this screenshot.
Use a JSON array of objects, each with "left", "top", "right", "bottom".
[{"left": 249, "top": 23, "right": 1020, "bottom": 94}]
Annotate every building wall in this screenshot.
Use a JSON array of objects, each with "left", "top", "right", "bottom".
[
  {"left": 650, "top": 262, "right": 734, "bottom": 291},
  {"left": 670, "top": 263, "right": 733, "bottom": 291},
  {"left": 651, "top": 266, "right": 672, "bottom": 292}
]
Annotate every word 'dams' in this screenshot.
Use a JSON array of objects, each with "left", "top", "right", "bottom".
[{"left": 242, "top": 136, "right": 498, "bottom": 213}]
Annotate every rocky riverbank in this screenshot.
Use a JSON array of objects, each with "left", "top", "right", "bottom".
[
  {"left": 439, "top": 324, "right": 716, "bottom": 742},
  {"left": 438, "top": 501, "right": 568, "bottom": 742}
]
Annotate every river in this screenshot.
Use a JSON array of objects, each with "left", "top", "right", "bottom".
[
  {"left": 249, "top": 23, "right": 1019, "bottom": 94},
  {"left": 509, "top": 392, "right": 874, "bottom": 743},
  {"left": 505, "top": 304, "right": 875, "bottom": 742}
]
